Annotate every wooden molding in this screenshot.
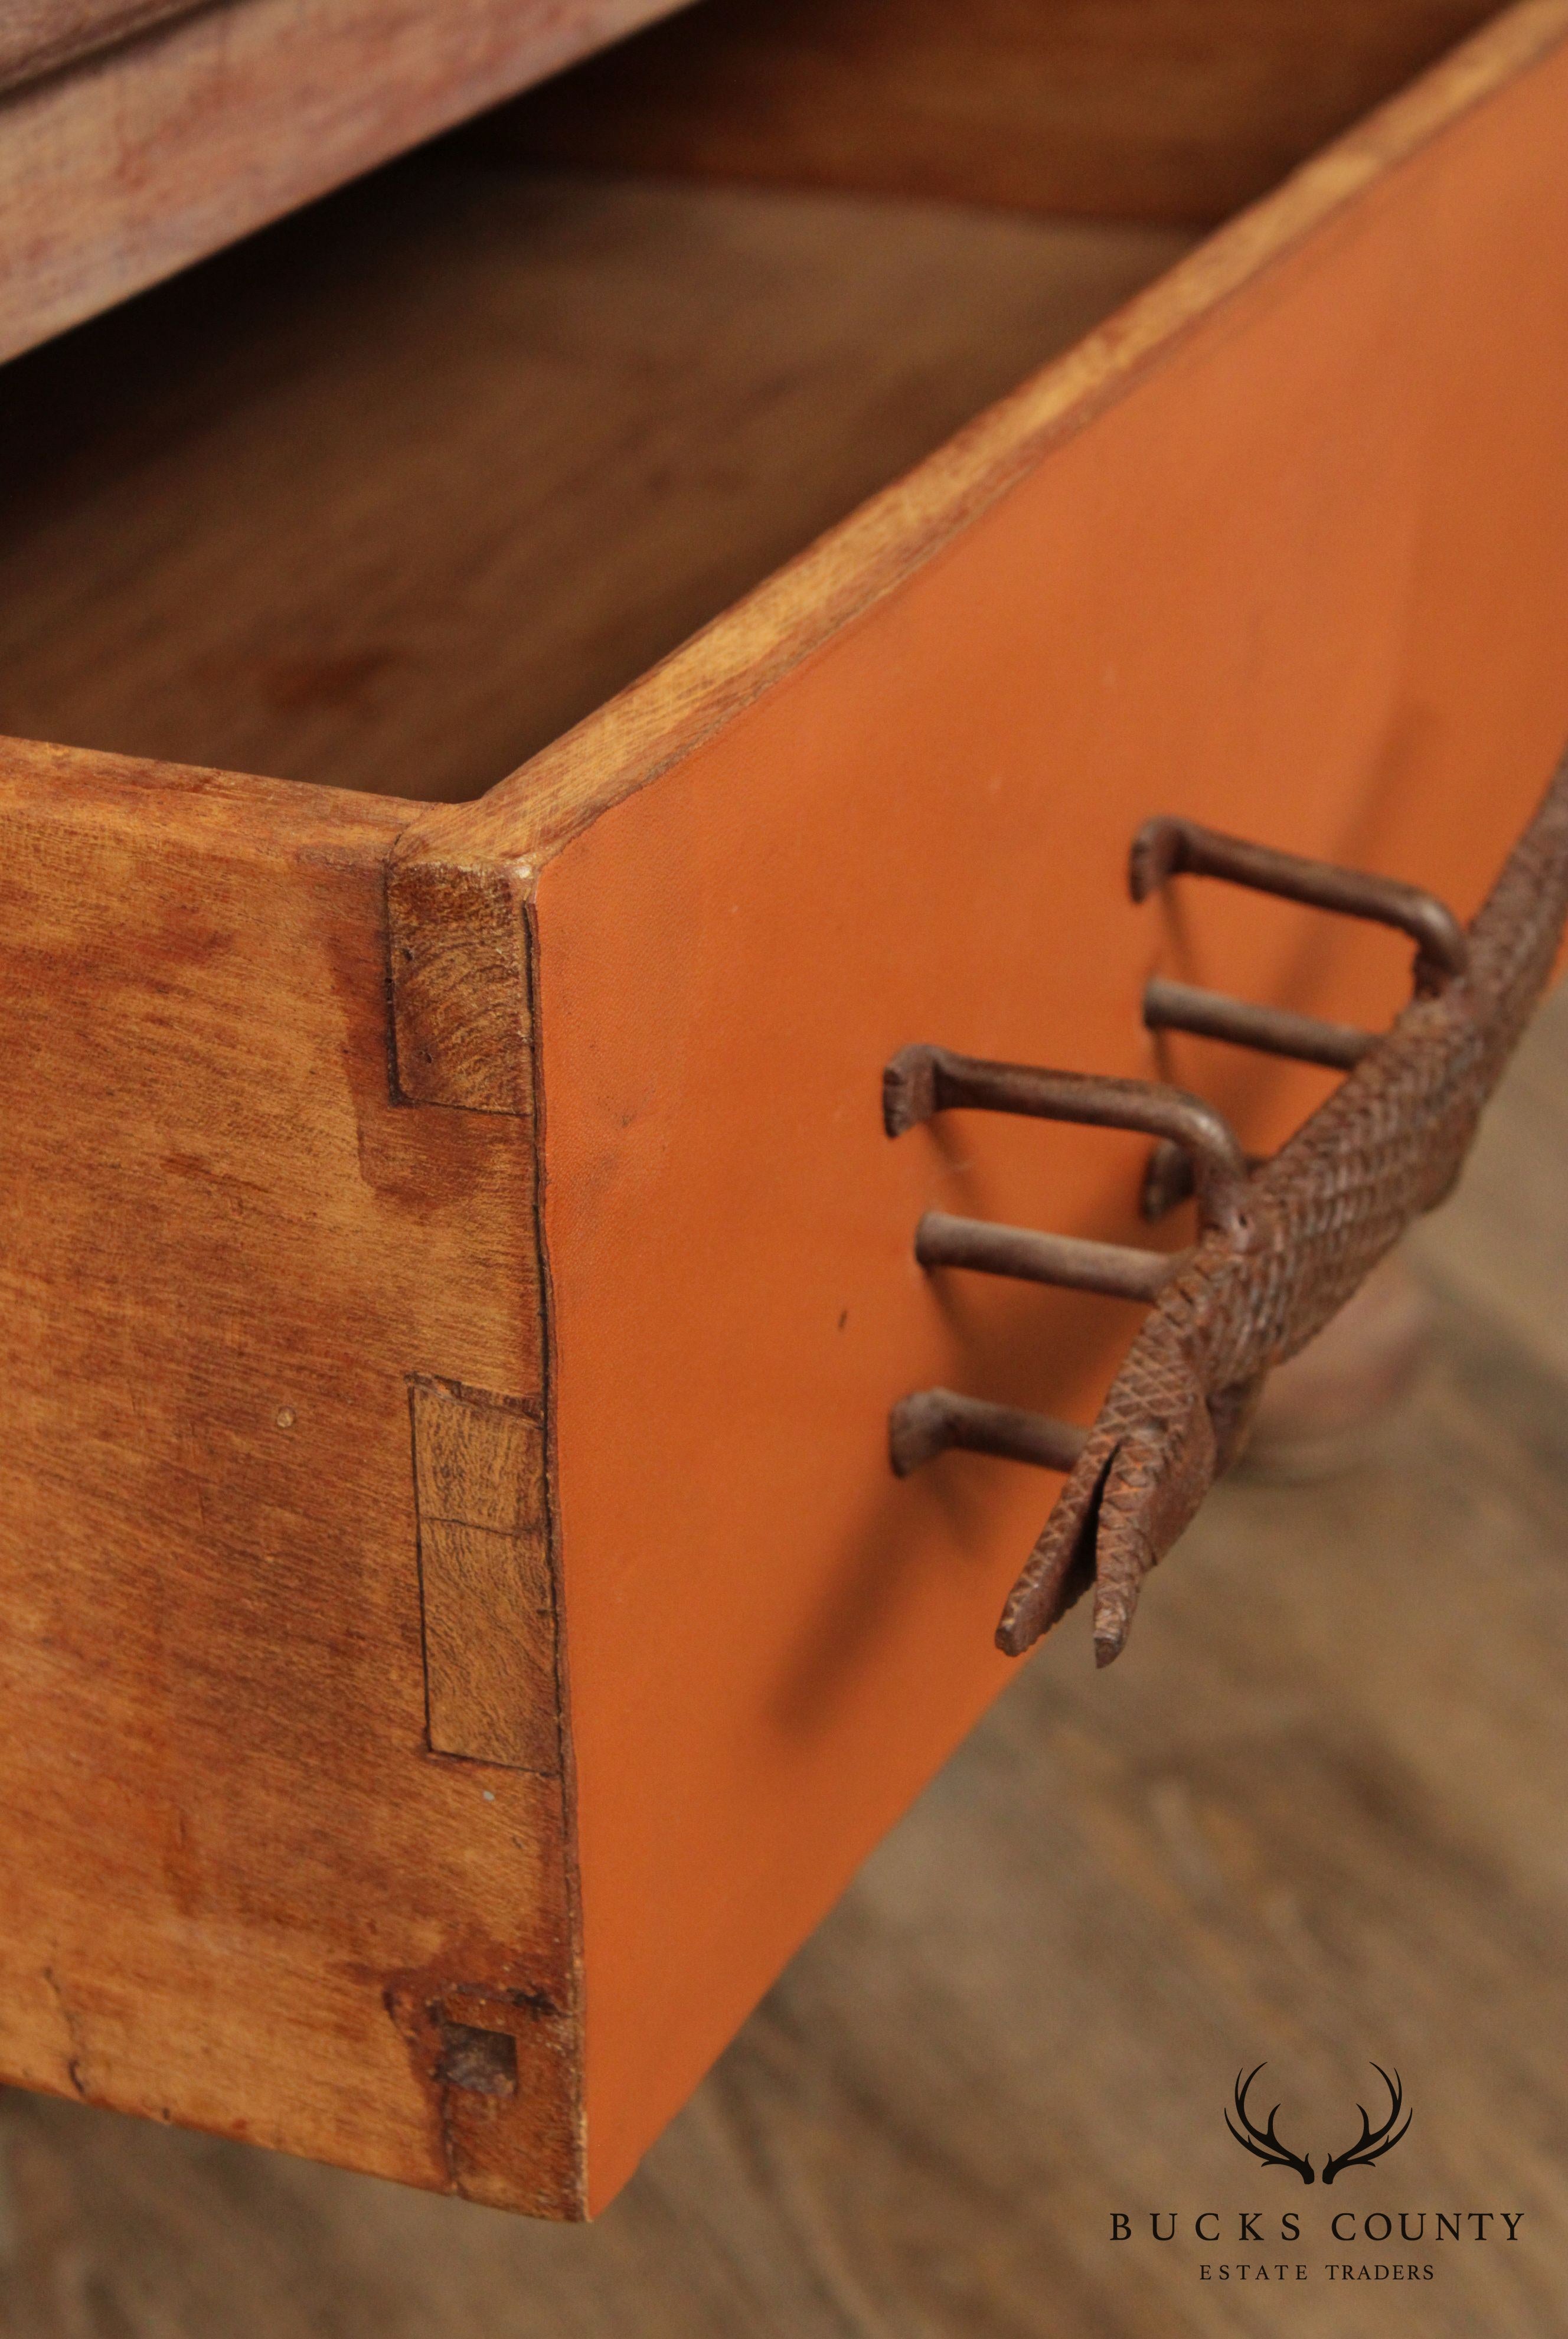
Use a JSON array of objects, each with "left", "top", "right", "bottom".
[{"left": 0, "top": 0, "right": 692, "bottom": 364}]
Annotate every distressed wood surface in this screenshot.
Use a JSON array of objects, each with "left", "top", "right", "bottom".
[
  {"left": 501, "top": 0, "right": 1506, "bottom": 224},
  {"left": 0, "top": 738, "right": 578, "bottom": 2217},
  {"left": 409, "top": 1377, "right": 559, "bottom": 1773},
  {"left": 4, "top": 985, "right": 1566, "bottom": 2330},
  {"left": 0, "top": 0, "right": 199, "bottom": 93},
  {"left": 0, "top": 154, "right": 1188, "bottom": 804},
  {"left": 409, "top": 0, "right": 1568, "bottom": 873},
  {"left": 0, "top": 0, "right": 690, "bottom": 364},
  {"left": 388, "top": 859, "right": 536, "bottom": 1108}
]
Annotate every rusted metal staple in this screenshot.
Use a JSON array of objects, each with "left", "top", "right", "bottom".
[{"left": 888, "top": 749, "right": 1568, "bottom": 1667}]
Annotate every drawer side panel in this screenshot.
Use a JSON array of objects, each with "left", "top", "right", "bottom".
[{"left": 0, "top": 741, "right": 582, "bottom": 2214}]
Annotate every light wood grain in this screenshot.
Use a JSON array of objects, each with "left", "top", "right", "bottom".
[
  {"left": 0, "top": 736, "right": 579, "bottom": 2217},
  {"left": 0, "top": 159, "right": 1190, "bottom": 805},
  {"left": 0, "top": 0, "right": 199, "bottom": 94},
  {"left": 0, "top": 0, "right": 690, "bottom": 364},
  {"left": 410, "top": 0, "right": 1568, "bottom": 874},
  {"left": 409, "top": 1377, "right": 559, "bottom": 1774},
  {"left": 500, "top": 0, "right": 1505, "bottom": 225},
  {"left": 388, "top": 857, "right": 536, "bottom": 1109},
  {"left": 4, "top": 988, "right": 1567, "bottom": 2327}
]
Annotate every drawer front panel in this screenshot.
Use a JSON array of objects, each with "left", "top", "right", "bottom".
[{"left": 514, "top": 22, "right": 1568, "bottom": 2204}]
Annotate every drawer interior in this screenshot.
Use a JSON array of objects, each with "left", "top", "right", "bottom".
[{"left": 0, "top": 0, "right": 1501, "bottom": 805}]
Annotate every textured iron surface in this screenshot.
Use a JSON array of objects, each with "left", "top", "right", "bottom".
[{"left": 999, "top": 752, "right": 1568, "bottom": 1667}]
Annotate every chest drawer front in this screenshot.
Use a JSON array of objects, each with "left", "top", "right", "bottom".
[
  {"left": 498, "top": 1, "right": 1568, "bottom": 2204},
  {"left": 0, "top": 0, "right": 1564, "bottom": 2219}
]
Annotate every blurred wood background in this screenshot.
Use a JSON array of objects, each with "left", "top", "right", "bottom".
[{"left": 5, "top": 986, "right": 1568, "bottom": 2336}]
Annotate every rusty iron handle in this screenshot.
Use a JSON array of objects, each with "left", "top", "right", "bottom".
[
  {"left": 884, "top": 1044, "right": 1249, "bottom": 1235},
  {"left": 916, "top": 1211, "right": 1185, "bottom": 1302},
  {"left": 888, "top": 749, "right": 1568, "bottom": 1668},
  {"left": 890, "top": 1389, "right": 1085, "bottom": 1478},
  {"left": 1129, "top": 814, "right": 1469, "bottom": 994},
  {"left": 1142, "top": 976, "right": 1373, "bottom": 1071}
]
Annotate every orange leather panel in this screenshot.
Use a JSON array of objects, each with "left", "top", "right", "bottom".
[{"left": 535, "top": 35, "right": 1568, "bottom": 2207}]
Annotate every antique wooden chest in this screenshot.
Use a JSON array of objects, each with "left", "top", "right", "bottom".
[{"left": 1, "top": 0, "right": 1566, "bottom": 2218}]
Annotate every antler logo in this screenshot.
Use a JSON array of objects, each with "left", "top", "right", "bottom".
[
  {"left": 1226, "top": 2064, "right": 1410, "bottom": 2187},
  {"left": 1226, "top": 2066, "right": 1317, "bottom": 2184},
  {"left": 1321, "top": 2066, "right": 1411, "bottom": 2184}
]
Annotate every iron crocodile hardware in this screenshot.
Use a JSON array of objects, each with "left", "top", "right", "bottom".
[{"left": 887, "top": 747, "right": 1568, "bottom": 1666}]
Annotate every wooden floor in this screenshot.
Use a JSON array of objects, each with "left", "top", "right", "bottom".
[{"left": 5, "top": 1005, "right": 1568, "bottom": 2333}]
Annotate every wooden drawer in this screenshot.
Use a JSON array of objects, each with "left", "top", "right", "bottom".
[
  {"left": 0, "top": 0, "right": 692, "bottom": 361},
  {"left": 2, "top": 0, "right": 1567, "bottom": 2221}
]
